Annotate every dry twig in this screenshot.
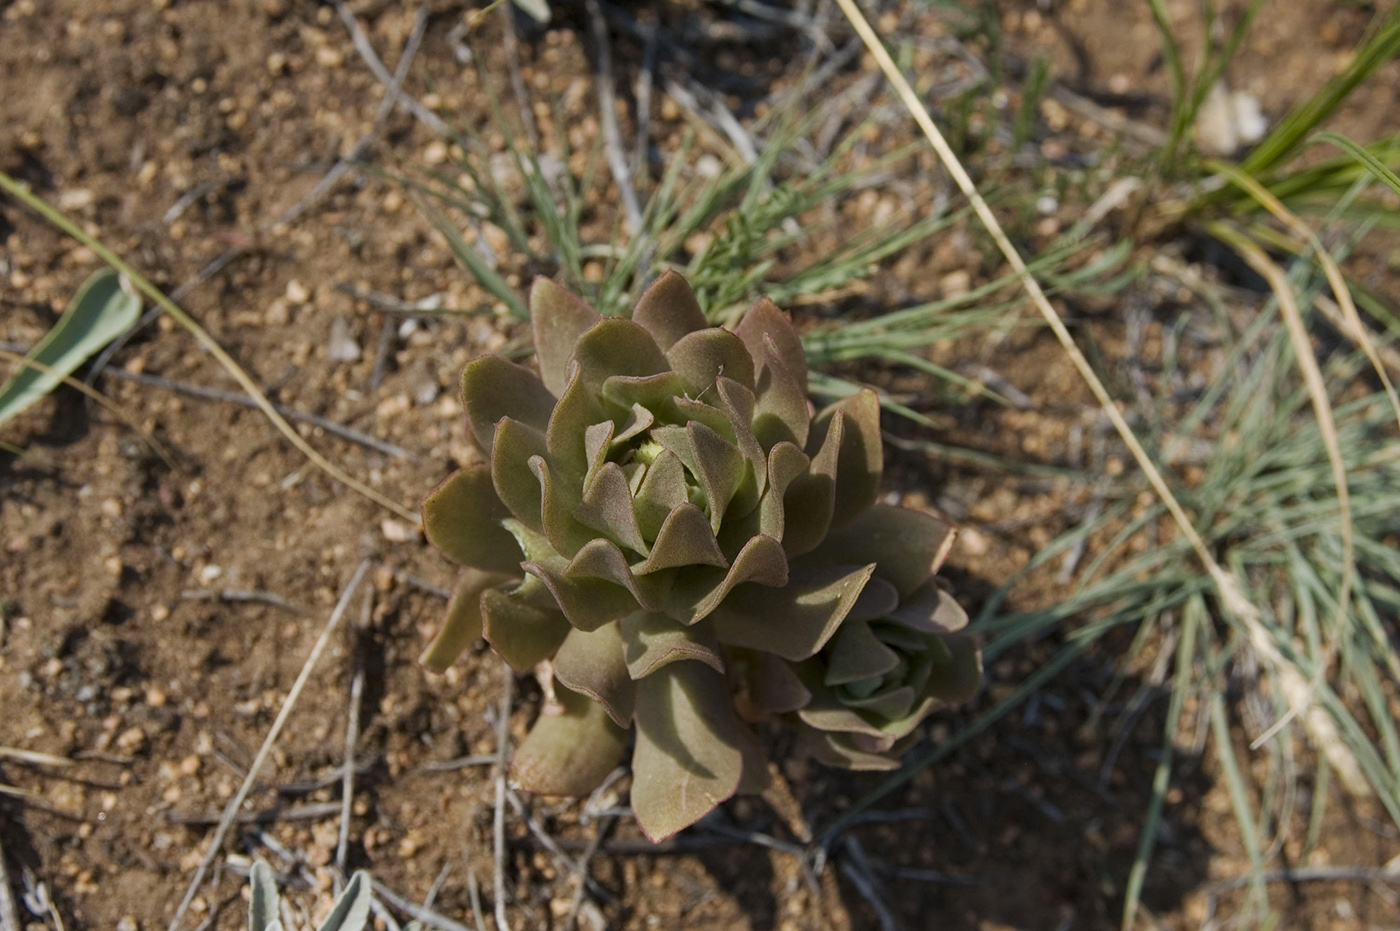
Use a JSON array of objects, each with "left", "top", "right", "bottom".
[{"left": 166, "top": 559, "right": 373, "bottom": 931}]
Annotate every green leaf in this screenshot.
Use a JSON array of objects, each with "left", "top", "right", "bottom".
[
  {"left": 631, "top": 661, "right": 762, "bottom": 841},
  {"left": 512, "top": 683, "right": 627, "bottom": 797},
  {"left": 531, "top": 277, "right": 600, "bottom": 396},
  {"left": 248, "top": 860, "right": 281, "bottom": 931},
  {"left": 511, "top": 0, "right": 551, "bottom": 24},
  {"left": 824, "top": 620, "right": 901, "bottom": 686},
  {"left": 553, "top": 624, "right": 635, "bottom": 726},
  {"left": 0, "top": 268, "right": 139, "bottom": 429},
  {"left": 422, "top": 467, "right": 524, "bottom": 573},
  {"left": 420, "top": 569, "right": 513, "bottom": 672},
  {"left": 734, "top": 296, "right": 808, "bottom": 395},
  {"left": 707, "top": 563, "right": 875, "bottom": 660},
  {"left": 810, "top": 388, "right": 883, "bottom": 528},
  {"left": 621, "top": 611, "right": 725, "bottom": 679},
  {"left": 800, "top": 505, "right": 955, "bottom": 600},
  {"left": 480, "top": 588, "right": 571, "bottom": 671},
  {"left": 665, "top": 328, "right": 755, "bottom": 397},
  {"left": 461, "top": 355, "right": 556, "bottom": 455},
  {"left": 631, "top": 269, "right": 709, "bottom": 350},
  {"left": 316, "top": 870, "right": 372, "bottom": 931}
]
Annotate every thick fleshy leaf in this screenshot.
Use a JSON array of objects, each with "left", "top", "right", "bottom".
[
  {"left": 461, "top": 355, "right": 557, "bottom": 455},
  {"left": 574, "top": 461, "right": 649, "bottom": 556},
  {"left": 546, "top": 362, "right": 608, "bottom": 479},
  {"left": 491, "top": 418, "right": 548, "bottom": 531},
  {"left": 734, "top": 297, "right": 807, "bottom": 395},
  {"left": 531, "top": 278, "right": 601, "bottom": 396},
  {"left": 799, "top": 504, "right": 955, "bottom": 599},
  {"left": 666, "top": 328, "right": 755, "bottom": 397},
  {"left": 529, "top": 456, "right": 594, "bottom": 559},
  {"left": 800, "top": 729, "right": 904, "bottom": 772},
  {"left": 706, "top": 563, "right": 874, "bottom": 660},
  {"left": 751, "top": 337, "right": 810, "bottom": 451},
  {"left": 565, "top": 538, "right": 668, "bottom": 611},
  {"left": 888, "top": 581, "right": 969, "bottom": 634},
  {"left": 634, "top": 504, "right": 727, "bottom": 574},
  {"left": 845, "top": 574, "right": 901, "bottom": 623},
  {"left": 481, "top": 588, "right": 571, "bottom": 671},
  {"left": 422, "top": 467, "right": 524, "bottom": 573},
  {"left": 523, "top": 555, "right": 641, "bottom": 632},
  {"left": 508, "top": 519, "right": 642, "bottom": 630},
  {"left": 687, "top": 422, "right": 744, "bottom": 532},
  {"left": 713, "top": 377, "right": 768, "bottom": 499},
  {"left": 583, "top": 420, "right": 615, "bottom": 479},
  {"left": 511, "top": 683, "right": 626, "bottom": 797},
  {"left": 553, "top": 624, "right": 635, "bottom": 726},
  {"left": 747, "top": 652, "right": 811, "bottom": 715},
  {"left": 666, "top": 534, "right": 790, "bottom": 624},
  {"left": 630, "top": 662, "right": 762, "bottom": 841},
  {"left": 612, "top": 403, "right": 654, "bottom": 446},
  {"left": 673, "top": 397, "right": 742, "bottom": 452},
  {"left": 420, "top": 569, "right": 512, "bottom": 672},
  {"left": 630, "top": 269, "right": 709, "bottom": 350},
  {"left": 620, "top": 611, "right": 724, "bottom": 679},
  {"left": 924, "top": 633, "right": 982, "bottom": 704},
  {"left": 736, "top": 729, "right": 772, "bottom": 795},
  {"left": 842, "top": 684, "right": 919, "bottom": 721},
  {"left": 795, "top": 682, "right": 888, "bottom": 739},
  {"left": 634, "top": 449, "right": 689, "bottom": 540},
  {"left": 749, "top": 441, "right": 809, "bottom": 547},
  {"left": 571, "top": 318, "right": 668, "bottom": 395},
  {"left": 602, "top": 372, "right": 689, "bottom": 424},
  {"left": 809, "top": 388, "right": 882, "bottom": 527},
  {"left": 824, "top": 620, "right": 901, "bottom": 686}
]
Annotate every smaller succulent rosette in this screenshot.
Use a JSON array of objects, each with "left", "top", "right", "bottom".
[{"left": 741, "top": 505, "right": 983, "bottom": 770}]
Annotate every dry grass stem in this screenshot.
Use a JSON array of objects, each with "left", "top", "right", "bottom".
[
  {"left": 832, "top": 0, "right": 1371, "bottom": 799},
  {"left": 166, "top": 559, "right": 373, "bottom": 931}
]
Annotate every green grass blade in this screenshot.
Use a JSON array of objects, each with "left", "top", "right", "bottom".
[
  {"left": 1240, "top": 11, "right": 1400, "bottom": 177},
  {"left": 1312, "top": 130, "right": 1400, "bottom": 197},
  {"left": 0, "top": 268, "right": 140, "bottom": 428},
  {"left": 414, "top": 195, "right": 528, "bottom": 319},
  {"left": 1121, "top": 597, "right": 1199, "bottom": 931},
  {"left": 1209, "top": 691, "right": 1270, "bottom": 922}
]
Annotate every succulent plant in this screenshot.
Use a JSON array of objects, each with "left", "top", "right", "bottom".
[
  {"left": 739, "top": 505, "right": 983, "bottom": 770},
  {"left": 421, "top": 272, "right": 979, "bottom": 840}
]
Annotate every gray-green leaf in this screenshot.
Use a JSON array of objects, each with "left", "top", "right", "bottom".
[{"left": 0, "top": 268, "right": 140, "bottom": 429}]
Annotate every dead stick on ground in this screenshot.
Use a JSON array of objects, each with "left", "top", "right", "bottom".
[
  {"left": 335, "top": 587, "right": 372, "bottom": 881},
  {"left": 104, "top": 368, "right": 414, "bottom": 461},
  {"left": 504, "top": 789, "right": 610, "bottom": 902},
  {"left": 564, "top": 815, "right": 613, "bottom": 931},
  {"left": 370, "top": 880, "right": 477, "bottom": 931},
  {"left": 337, "top": 3, "right": 447, "bottom": 135},
  {"left": 166, "top": 559, "right": 373, "bottom": 931},
  {"left": 492, "top": 669, "right": 512, "bottom": 931},
  {"left": 584, "top": 0, "right": 642, "bottom": 234},
  {"left": 498, "top": 4, "right": 541, "bottom": 151},
  {"left": 180, "top": 589, "right": 309, "bottom": 616}
]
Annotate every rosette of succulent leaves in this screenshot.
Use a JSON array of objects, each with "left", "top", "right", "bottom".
[{"left": 422, "top": 271, "right": 981, "bottom": 841}]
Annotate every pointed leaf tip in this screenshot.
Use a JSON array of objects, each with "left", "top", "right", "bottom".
[
  {"left": 631, "top": 270, "right": 709, "bottom": 350},
  {"left": 530, "top": 277, "right": 601, "bottom": 396}
]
